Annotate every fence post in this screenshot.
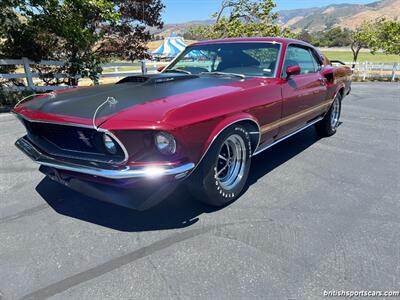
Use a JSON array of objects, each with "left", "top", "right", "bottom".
[
  {"left": 391, "top": 63, "right": 398, "bottom": 82},
  {"left": 141, "top": 60, "right": 147, "bottom": 75},
  {"left": 22, "top": 57, "right": 34, "bottom": 90},
  {"left": 93, "top": 76, "right": 99, "bottom": 86},
  {"left": 362, "top": 62, "right": 367, "bottom": 81}
]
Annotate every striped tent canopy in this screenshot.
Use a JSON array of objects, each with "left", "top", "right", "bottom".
[{"left": 152, "top": 34, "right": 187, "bottom": 58}]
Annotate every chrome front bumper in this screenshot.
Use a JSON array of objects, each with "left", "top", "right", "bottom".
[{"left": 15, "top": 137, "right": 195, "bottom": 180}]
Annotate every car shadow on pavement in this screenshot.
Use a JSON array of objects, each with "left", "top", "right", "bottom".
[
  {"left": 36, "top": 178, "right": 213, "bottom": 232},
  {"left": 245, "top": 125, "right": 321, "bottom": 189},
  {"left": 36, "top": 126, "right": 321, "bottom": 232}
]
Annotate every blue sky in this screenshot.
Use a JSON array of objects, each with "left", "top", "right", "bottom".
[{"left": 162, "top": 0, "right": 377, "bottom": 23}]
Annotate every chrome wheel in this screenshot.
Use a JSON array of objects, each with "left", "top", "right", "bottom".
[
  {"left": 215, "top": 134, "right": 247, "bottom": 190},
  {"left": 330, "top": 97, "right": 340, "bottom": 129}
]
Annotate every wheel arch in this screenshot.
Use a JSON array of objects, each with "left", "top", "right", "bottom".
[
  {"left": 335, "top": 84, "right": 346, "bottom": 100},
  {"left": 192, "top": 114, "right": 261, "bottom": 172},
  {"left": 338, "top": 87, "right": 345, "bottom": 98},
  {"left": 322, "top": 84, "right": 344, "bottom": 120}
]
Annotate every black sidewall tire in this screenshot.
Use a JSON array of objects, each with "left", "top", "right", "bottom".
[{"left": 188, "top": 125, "right": 252, "bottom": 207}]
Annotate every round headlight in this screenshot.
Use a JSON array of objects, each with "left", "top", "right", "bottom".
[
  {"left": 103, "top": 134, "right": 117, "bottom": 154},
  {"left": 155, "top": 132, "right": 176, "bottom": 155}
]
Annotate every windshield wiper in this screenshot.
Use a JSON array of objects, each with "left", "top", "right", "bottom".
[
  {"left": 200, "top": 71, "right": 246, "bottom": 79},
  {"left": 164, "top": 68, "right": 192, "bottom": 74}
]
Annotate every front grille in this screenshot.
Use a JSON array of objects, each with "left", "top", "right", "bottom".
[
  {"left": 21, "top": 119, "right": 125, "bottom": 164},
  {"left": 24, "top": 120, "right": 100, "bottom": 153}
]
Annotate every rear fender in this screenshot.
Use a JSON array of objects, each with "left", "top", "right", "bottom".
[
  {"left": 322, "top": 83, "right": 346, "bottom": 119},
  {"left": 334, "top": 83, "right": 346, "bottom": 100},
  {"left": 326, "top": 81, "right": 346, "bottom": 103}
]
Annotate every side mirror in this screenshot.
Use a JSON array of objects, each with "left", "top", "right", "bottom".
[
  {"left": 157, "top": 66, "right": 166, "bottom": 72},
  {"left": 286, "top": 65, "right": 301, "bottom": 78}
]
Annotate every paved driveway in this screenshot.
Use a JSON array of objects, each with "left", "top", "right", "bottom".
[{"left": 0, "top": 82, "right": 399, "bottom": 300}]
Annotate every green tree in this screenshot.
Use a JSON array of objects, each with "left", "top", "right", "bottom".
[
  {"left": 0, "top": 0, "right": 164, "bottom": 86},
  {"left": 297, "top": 31, "right": 314, "bottom": 44},
  {"left": 371, "top": 19, "right": 400, "bottom": 55},
  {"left": 185, "top": 25, "right": 211, "bottom": 41},
  {"left": 184, "top": 0, "right": 293, "bottom": 40},
  {"left": 311, "top": 28, "right": 352, "bottom": 48},
  {"left": 350, "top": 19, "right": 400, "bottom": 67},
  {"left": 0, "top": 1, "right": 18, "bottom": 36},
  {"left": 350, "top": 21, "right": 375, "bottom": 67}
]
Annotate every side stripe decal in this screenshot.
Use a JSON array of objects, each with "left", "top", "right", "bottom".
[{"left": 260, "top": 98, "right": 334, "bottom": 134}]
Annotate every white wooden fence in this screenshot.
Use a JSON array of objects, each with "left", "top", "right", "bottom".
[
  {"left": 332, "top": 61, "right": 399, "bottom": 81},
  {"left": 0, "top": 58, "right": 166, "bottom": 92},
  {"left": 1, "top": 58, "right": 398, "bottom": 92}
]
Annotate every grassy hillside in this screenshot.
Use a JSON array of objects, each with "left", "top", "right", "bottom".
[{"left": 323, "top": 51, "right": 400, "bottom": 63}]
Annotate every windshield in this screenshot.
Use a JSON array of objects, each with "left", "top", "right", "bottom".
[{"left": 165, "top": 42, "right": 281, "bottom": 77}]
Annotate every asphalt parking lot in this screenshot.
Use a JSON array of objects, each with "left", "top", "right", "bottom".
[{"left": 0, "top": 82, "right": 399, "bottom": 300}]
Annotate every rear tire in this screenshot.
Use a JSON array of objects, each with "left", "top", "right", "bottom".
[
  {"left": 187, "top": 125, "right": 252, "bottom": 207},
  {"left": 316, "top": 92, "right": 342, "bottom": 137}
]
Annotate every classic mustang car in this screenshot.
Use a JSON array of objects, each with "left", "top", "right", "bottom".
[{"left": 13, "top": 37, "right": 351, "bottom": 210}]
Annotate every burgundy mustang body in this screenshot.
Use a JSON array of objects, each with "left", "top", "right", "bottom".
[{"left": 13, "top": 38, "right": 352, "bottom": 210}]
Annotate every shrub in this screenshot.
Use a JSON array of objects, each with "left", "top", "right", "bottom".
[{"left": 0, "top": 90, "right": 38, "bottom": 110}]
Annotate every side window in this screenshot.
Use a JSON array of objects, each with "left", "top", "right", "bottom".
[
  {"left": 309, "top": 50, "right": 322, "bottom": 72},
  {"left": 282, "top": 45, "right": 319, "bottom": 77}
]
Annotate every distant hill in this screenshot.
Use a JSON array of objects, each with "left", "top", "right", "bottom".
[
  {"left": 155, "top": 0, "right": 399, "bottom": 37},
  {"left": 151, "top": 20, "right": 213, "bottom": 37},
  {"left": 278, "top": 0, "right": 399, "bottom": 32}
]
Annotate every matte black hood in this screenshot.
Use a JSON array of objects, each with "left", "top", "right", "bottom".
[{"left": 20, "top": 73, "right": 240, "bottom": 119}]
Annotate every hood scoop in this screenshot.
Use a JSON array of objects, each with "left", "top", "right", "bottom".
[{"left": 117, "top": 73, "right": 198, "bottom": 85}]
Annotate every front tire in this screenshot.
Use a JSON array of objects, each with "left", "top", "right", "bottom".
[
  {"left": 316, "top": 93, "right": 342, "bottom": 137},
  {"left": 187, "top": 125, "right": 252, "bottom": 207}
]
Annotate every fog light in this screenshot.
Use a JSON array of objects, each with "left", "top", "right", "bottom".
[
  {"left": 103, "top": 134, "right": 117, "bottom": 154},
  {"left": 155, "top": 132, "right": 176, "bottom": 155}
]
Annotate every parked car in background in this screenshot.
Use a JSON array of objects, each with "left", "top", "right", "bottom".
[{"left": 13, "top": 37, "right": 352, "bottom": 210}]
